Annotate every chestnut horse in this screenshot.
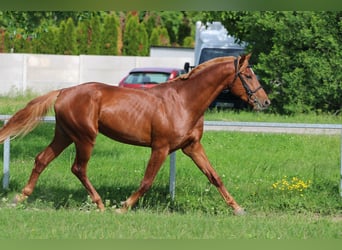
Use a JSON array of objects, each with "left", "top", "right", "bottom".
[{"left": 0, "top": 54, "right": 270, "bottom": 215}]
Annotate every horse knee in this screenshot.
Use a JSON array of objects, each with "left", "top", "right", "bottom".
[
  {"left": 34, "top": 154, "right": 49, "bottom": 173},
  {"left": 71, "top": 164, "right": 84, "bottom": 178}
]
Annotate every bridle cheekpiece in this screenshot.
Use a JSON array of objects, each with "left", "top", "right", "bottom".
[{"left": 228, "top": 58, "right": 264, "bottom": 103}]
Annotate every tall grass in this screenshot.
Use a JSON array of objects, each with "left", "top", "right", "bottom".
[{"left": 0, "top": 208, "right": 340, "bottom": 239}]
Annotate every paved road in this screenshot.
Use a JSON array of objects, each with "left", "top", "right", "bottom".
[{"left": 204, "top": 121, "right": 342, "bottom": 135}]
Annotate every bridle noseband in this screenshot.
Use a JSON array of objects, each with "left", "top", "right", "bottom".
[{"left": 228, "top": 58, "right": 264, "bottom": 102}]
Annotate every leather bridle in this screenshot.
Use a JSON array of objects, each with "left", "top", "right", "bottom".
[{"left": 228, "top": 58, "right": 264, "bottom": 103}]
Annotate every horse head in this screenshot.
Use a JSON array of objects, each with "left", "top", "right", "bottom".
[{"left": 228, "top": 54, "right": 271, "bottom": 110}]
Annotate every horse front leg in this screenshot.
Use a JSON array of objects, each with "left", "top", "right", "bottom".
[
  {"left": 116, "top": 147, "right": 169, "bottom": 214},
  {"left": 182, "top": 141, "right": 245, "bottom": 215}
]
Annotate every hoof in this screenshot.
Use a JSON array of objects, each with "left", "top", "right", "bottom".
[
  {"left": 98, "top": 206, "right": 105, "bottom": 212},
  {"left": 234, "top": 207, "right": 246, "bottom": 216},
  {"left": 11, "top": 194, "right": 27, "bottom": 205},
  {"left": 114, "top": 200, "right": 131, "bottom": 214},
  {"left": 115, "top": 207, "right": 128, "bottom": 214}
]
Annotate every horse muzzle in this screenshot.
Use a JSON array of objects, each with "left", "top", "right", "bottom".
[{"left": 253, "top": 98, "right": 271, "bottom": 111}]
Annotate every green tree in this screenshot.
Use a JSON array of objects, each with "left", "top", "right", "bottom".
[
  {"left": 183, "top": 36, "right": 194, "bottom": 48},
  {"left": 100, "top": 13, "right": 119, "bottom": 55},
  {"left": 123, "top": 13, "right": 149, "bottom": 56},
  {"left": 0, "top": 11, "right": 203, "bottom": 54},
  {"left": 77, "top": 19, "right": 90, "bottom": 54},
  {"left": 143, "top": 11, "right": 158, "bottom": 38},
  {"left": 0, "top": 28, "right": 6, "bottom": 52},
  {"left": 177, "top": 12, "right": 191, "bottom": 46},
  {"left": 159, "top": 11, "right": 186, "bottom": 45},
  {"left": 137, "top": 22, "right": 149, "bottom": 56},
  {"left": 150, "top": 27, "right": 159, "bottom": 46},
  {"left": 4, "top": 28, "right": 32, "bottom": 53},
  {"left": 203, "top": 11, "right": 342, "bottom": 114},
  {"left": 33, "top": 20, "right": 58, "bottom": 54},
  {"left": 248, "top": 12, "right": 342, "bottom": 114},
  {"left": 58, "top": 18, "right": 77, "bottom": 55},
  {"left": 159, "top": 27, "right": 170, "bottom": 46},
  {"left": 123, "top": 13, "right": 139, "bottom": 55},
  {"left": 88, "top": 15, "right": 102, "bottom": 55},
  {"left": 150, "top": 26, "right": 170, "bottom": 46},
  {"left": 0, "top": 11, "right": 48, "bottom": 35}
]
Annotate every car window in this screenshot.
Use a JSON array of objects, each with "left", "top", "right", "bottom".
[
  {"left": 125, "top": 72, "right": 170, "bottom": 84},
  {"left": 198, "top": 48, "right": 245, "bottom": 64}
]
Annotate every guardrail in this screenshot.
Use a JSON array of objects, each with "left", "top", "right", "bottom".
[{"left": 1, "top": 115, "right": 342, "bottom": 198}]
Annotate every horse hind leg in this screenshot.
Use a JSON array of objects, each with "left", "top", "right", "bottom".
[
  {"left": 71, "top": 142, "right": 105, "bottom": 211},
  {"left": 13, "top": 128, "right": 72, "bottom": 205}
]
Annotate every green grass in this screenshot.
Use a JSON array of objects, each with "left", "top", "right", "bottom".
[
  {"left": 1, "top": 126, "right": 340, "bottom": 213},
  {"left": 204, "top": 109, "right": 342, "bottom": 124},
  {"left": 0, "top": 125, "right": 341, "bottom": 239},
  {"left": 0, "top": 207, "right": 340, "bottom": 239},
  {"left": 0, "top": 95, "right": 341, "bottom": 239}
]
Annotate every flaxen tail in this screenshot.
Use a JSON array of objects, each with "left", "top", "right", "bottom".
[{"left": 0, "top": 90, "right": 61, "bottom": 143}]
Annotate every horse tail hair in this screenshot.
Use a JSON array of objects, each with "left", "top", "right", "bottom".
[{"left": 0, "top": 90, "right": 61, "bottom": 143}]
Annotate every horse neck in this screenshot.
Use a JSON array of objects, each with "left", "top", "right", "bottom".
[{"left": 177, "top": 61, "right": 235, "bottom": 113}]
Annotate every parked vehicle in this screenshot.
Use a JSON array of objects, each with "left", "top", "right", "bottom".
[
  {"left": 186, "top": 21, "right": 248, "bottom": 109},
  {"left": 118, "top": 67, "right": 186, "bottom": 89}
]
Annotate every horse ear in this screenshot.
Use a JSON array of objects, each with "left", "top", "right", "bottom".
[{"left": 239, "top": 53, "right": 252, "bottom": 71}]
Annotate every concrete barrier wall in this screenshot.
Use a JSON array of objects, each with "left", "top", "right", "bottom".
[
  {"left": 0, "top": 54, "right": 25, "bottom": 94},
  {"left": 0, "top": 53, "right": 193, "bottom": 95}
]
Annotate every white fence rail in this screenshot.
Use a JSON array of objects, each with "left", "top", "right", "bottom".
[{"left": 1, "top": 115, "right": 342, "bottom": 198}]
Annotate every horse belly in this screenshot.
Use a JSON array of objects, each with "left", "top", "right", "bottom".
[
  {"left": 99, "top": 120, "right": 151, "bottom": 146},
  {"left": 98, "top": 111, "right": 153, "bottom": 147}
]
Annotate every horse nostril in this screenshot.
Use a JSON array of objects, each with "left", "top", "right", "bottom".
[{"left": 264, "top": 99, "right": 271, "bottom": 107}]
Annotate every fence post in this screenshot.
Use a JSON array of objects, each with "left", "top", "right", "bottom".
[
  {"left": 169, "top": 152, "right": 176, "bottom": 200},
  {"left": 3, "top": 120, "right": 10, "bottom": 189},
  {"left": 340, "top": 129, "right": 342, "bottom": 198}
]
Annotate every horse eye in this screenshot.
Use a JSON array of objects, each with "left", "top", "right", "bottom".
[{"left": 246, "top": 75, "right": 252, "bottom": 79}]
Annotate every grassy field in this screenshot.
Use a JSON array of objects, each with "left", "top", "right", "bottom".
[{"left": 0, "top": 94, "right": 341, "bottom": 239}]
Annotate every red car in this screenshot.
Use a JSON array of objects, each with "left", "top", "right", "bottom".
[{"left": 118, "top": 67, "right": 186, "bottom": 89}]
